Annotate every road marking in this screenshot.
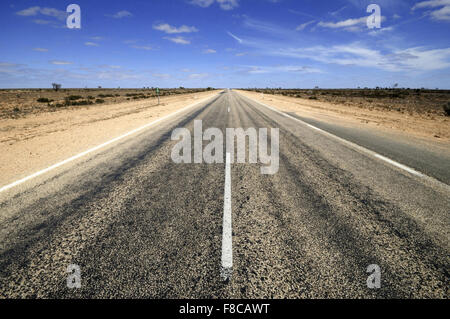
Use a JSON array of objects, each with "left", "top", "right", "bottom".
[
  {"left": 0, "top": 94, "right": 219, "bottom": 194},
  {"left": 240, "top": 93, "right": 450, "bottom": 192},
  {"left": 228, "top": 107, "right": 230, "bottom": 113},
  {"left": 221, "top": 152, "right": 233, "bottom": 281}
]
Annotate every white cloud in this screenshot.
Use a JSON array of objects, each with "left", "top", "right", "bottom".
[
  {"left": 317, "top": 15, "right": 387, "bottom": 32},
  {"left": 296, "top": 20, "right": 315, "bottom": 31},
  {"left": 85, "top": 42, "right": 99, "bottom": 47},
  {"left": 32, "top": 19, "right": 51, "bottom": 25},
  {"left": 413, "top": 0, "right": 450, "bottom": 21},
  {"left": 153, "top": 73, "right": 171, "bottom": 79},
  {"left": 203, "top": 49, "right": 217, "bottom": 54},
  {"left": 153, "top": 23, "right": 199, "bottom": 34},
  {"left": 190, "top": 0, "right": 215, "bottom": 8},
  {"left": 131, "top": 45, "right": 153, "bottom": 50},
  {"left": 189, "top": 73, "right": 210, "bottom": 79},
  {"left": 16, "top": 6, "right": 67, "bottom": 21},
  {"left": 50, "top": 60, "right": 73, "bottom": 65},
  {"left": 190, "top": 0, "right": 239, "bottom": 10},
  {"left": 227, "top": 31, "right": 243, "bottom": 43},
  {"left": 16, "top": 6, "right": 41, "bottom": 16},
  {"left": 273, "top": 44, "right": 450, "bottom": 72},
  {"left": 108, "top": 11, "right": 133, "bottom": 19},
  {"left": 243, "top": 65, "right": 323, "bottom": 74},
  {"left": 164, "top": 36, "right": 191, "bottom": 45},
  {"left": 217, "top": 0, "right": 239, "bottom": 10}
]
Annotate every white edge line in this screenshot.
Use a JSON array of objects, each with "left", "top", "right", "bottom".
[
  {"left": 0, "top": 94, "right": 219, "bottom": 194},
  {"left": 239, "top": 92, "right": 450, "bottom": 192},
  {"left": 221, "top": 152, "right": 233, "bottom": 281}
]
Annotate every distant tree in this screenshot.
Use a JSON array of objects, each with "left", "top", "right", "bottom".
[{"left": 52, "top": 83, "right": 61, "bottom": 91}]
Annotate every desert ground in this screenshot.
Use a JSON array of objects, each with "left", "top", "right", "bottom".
[{"left": 239, "top": 89, "right": 450, "bottom": 141}]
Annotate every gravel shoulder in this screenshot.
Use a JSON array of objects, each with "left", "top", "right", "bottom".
[
  {"left": 236, "top": 90, "right": 450, "bottom": 142},
  {"left": 0, "top": 90, "right": 220, "bottom": 187}
]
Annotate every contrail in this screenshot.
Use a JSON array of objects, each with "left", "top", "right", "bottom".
[{"left": 227, "top": 31, "right": 243, "bottom": 44}]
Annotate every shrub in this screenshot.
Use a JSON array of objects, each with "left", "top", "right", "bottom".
[
  {"left": 444, "top": 102, "right": 450, "bottom": 116},
  {"left": 309, "top": 96, "right": 318, "bottom": 100},
  {"left": 13, "top": 107, "right": 20, "bottom": 112},
  {"left": 95, "top": 99, "right": 105, "bottom": 104},
  {"left": 66, "top": 95, "right": 83, "bottom": 101},
  {"left": 37, "top": 98, "right": 53, "bottom": 103}
]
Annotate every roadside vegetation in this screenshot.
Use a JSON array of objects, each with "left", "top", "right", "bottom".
[
  {"left": 0, "top": 87, "right": 214, "bottom": 118},
  {"left": 244, "top": 88, "right": 450, "bottom": 117}
]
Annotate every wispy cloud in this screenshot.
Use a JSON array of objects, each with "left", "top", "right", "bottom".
[
  {"left": 107, "top": 11, "right": 133, "bottom": 19},
  {"left": 243, "top": 65, "right": 323, "bottom": 74},
  {"left": 227, "top": 31, "right": 243, "bottom": 43},
  {"left": 131, "top": 45, "right": 153, "bottom": 50},
  {"left": 190, "top": 0, "right": 239, "bottom": 10},
  {"left": 16, "top": 6, "right": 67, "bottom": 20},
  {"left": 164, "top": 36, "right": 191, "bottom": 45},
  {"left": 272, "top": 44, "right": 450, "bottom": 72},
  {"left": 296, "top": 20, "right": 315, "bottom": 31},
  {"left": 153, "top": 73, "right": 171, "bottom": 79},
  {"left": 317, "top": 15, "right": 388, "bottom": 32},
  {"left": 50, "top": 60, "right": 73, "bottom": 65},
  {"left": 203, "top": 49, "right": 217, "bottom": 54},
  {"left": 413, "top": 0, "right": 450, "bottom": 21},
  {"left": 153, "top": 23, "right": 198, "bottom": 34},
  {"left": 84, "top": 42, "right": 99, "bottom": 47},
  {"left": 189, "top": 73, "right": 210, "bottom": 79}
]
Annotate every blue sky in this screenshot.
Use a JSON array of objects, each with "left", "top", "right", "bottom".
[{"left": 1, "top": 0, "right": 450, "bottom": 88}]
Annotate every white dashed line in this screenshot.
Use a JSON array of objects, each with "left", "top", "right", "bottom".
[{"left": 221, "top": 152, "right": 233, "bottom": 281}]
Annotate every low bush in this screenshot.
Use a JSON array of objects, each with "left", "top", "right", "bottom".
[
  {"left": 66, "top": 95, "right": 83, "bottom": 101},
  {"left": 37, "top": 98, "right": 53, "bottom": 103},
  {"left": 444, "top": 102, "right": 450, "bottom": 116},
  {"left": 95, "top": 99, "right": 105, "bottom": 104}
]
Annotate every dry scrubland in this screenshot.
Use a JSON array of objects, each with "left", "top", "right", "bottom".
[
  {"left": 245, "top": 88, "right": 450, "bottom": 118},
  {"left": 0, "top": 88, "right": 214, "bottom": 119}
]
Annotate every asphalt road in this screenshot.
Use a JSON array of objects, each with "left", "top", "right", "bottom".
[{"left": 0, "top": 90, "right": 448, "bottom": 298}]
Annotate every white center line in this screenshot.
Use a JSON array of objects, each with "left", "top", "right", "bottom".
[{"left": 221, "top": 152, "right": 233, "bottom": 281}]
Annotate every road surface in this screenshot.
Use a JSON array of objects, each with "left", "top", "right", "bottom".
[{"left": 0, "top": 90, "right": 448, "bottom": 298}]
